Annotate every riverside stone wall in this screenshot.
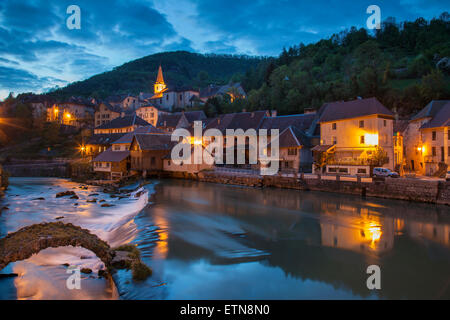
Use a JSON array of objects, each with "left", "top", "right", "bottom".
[{"left": 169, "top": 171, "right": 450, "bottom": 206}]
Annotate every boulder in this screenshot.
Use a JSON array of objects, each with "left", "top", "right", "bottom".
[
  {"left": 81, "top": 268, "right": 92, "bottom": 274},
  {"left": 33, "top": 197, "right": 45, "bottom": 201},
  {"left": 56, "top": 191, "right": 77, "bottom": 198},
  {"left": 101, "top": 203, "right": 115, "bottom": 207}
]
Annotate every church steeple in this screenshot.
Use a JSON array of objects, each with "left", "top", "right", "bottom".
[
  {"left": 156, "top": 65, "right": 164, "bottom": 84},
  {"left": 154, "top": 65, "right": 166, "bottom": 96}
]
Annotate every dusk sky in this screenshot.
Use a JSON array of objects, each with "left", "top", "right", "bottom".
[{"left": 0, "top": 0, "right": 447, "bottom": 99}]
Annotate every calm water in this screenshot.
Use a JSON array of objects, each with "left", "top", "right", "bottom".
[{"left": 1, "top": 178, "right": 450, "bottom": 299}]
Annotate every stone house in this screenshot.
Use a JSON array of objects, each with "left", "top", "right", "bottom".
[
  {"left": 94, "top": 102, "right": 122, "bottom": 127},
  {"left": 404, "top": 100, "right": 450, "bottom": 175},
  {"left": 92, "top": 144, "right": 130, "bottom": 180},
  {"left": 136, "top": 104, "right": 167, "bottom": 126},
  {"left": 129, "top": 134, "right": 174, "bottom": 175},
  {"left": 312, "top": 97, "right": 395, "bottom": 174}
]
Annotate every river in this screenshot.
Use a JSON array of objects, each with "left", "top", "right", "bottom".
[{"left": 1, "top": 177, "right": 450, "bottom": 299}]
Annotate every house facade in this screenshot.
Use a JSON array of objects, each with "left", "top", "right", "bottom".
[
  {"left": 313, "top": 98, "right": 395, "bottom": 175},
  {"left": 136, "top": 105, "right": 165, "bottom": 126},
  {"left": 94, "top": 102, "right": 122, "bottom": 127},
  {"left": 403, "top": 100, "right": 450, "bottom": 175},
  {"left": 94, "top": 114, "right": 150, "bottom": 134},
  {"left": 130, "top": 134, "right": 174, "bottom": 175}
]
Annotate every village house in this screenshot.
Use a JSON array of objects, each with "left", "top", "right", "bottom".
[
  {"left": 85, "top": 133, "right": 126, "bottom": 159},
  {"left": 136, "top": 104, "right": 167, "bottom": 126},
  {"left": 129, "top": 133, "right": 174, "bottom": 176},
  {"left": 46, "top": 98, "right": 95, "bottom": 128},
  {"left": 404, "top": 100, "right": 450, "bottom": 176},
  {"left": 259, "top": 113, "right": 317, "bottom": 173},
  {"left": 163, "top": 145, "right": 214, "bottom": 174},
  {"left": 312, "top": 97, "right": 395, "bottom": 175},
  {"left": 94, "top": 102, "right": 122, "bottom": 127},
  {"left": 94, "top": 114, "right": 150, "bottom": 134},
  {"left": 92, "top": 142, "right": 130, "bottom": 180}
]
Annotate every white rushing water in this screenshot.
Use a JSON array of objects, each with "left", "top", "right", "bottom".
[{"left": 0, "top": 177, "right": 153, "bottom": 300}]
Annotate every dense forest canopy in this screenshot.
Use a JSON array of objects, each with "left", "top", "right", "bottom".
[{"left": 229, "top": 12, "right": 450, "bottom": 117}]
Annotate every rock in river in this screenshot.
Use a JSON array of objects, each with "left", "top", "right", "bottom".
[{"left": 56, "top": 191, "right": 77, "bottom": 198}]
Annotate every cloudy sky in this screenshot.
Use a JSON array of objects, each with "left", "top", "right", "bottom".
[{"left": 0, "top": 0, "right": 447, "bottom": 99}]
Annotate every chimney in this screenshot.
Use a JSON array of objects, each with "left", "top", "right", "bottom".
[{"left": 271, "top": 110, "right": 277, "bottom": 117}]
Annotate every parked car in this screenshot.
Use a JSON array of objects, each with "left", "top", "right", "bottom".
[
  {"left": 446, "top": 171, "right": 450, "bottom": 181},
  {"left": 373, "top": 167, "right": 399, "bottom": 178}
]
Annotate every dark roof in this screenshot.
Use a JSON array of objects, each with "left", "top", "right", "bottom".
[
  {"left": 411, "top": 100, "right": 450, "bottom": 121},
  {"left": 393, "top": 119, "right": 409, "bottom": 134},
  {"left": 93, "top": 148, "right": 129, "bottom": 162},
  {"left": 157, "top": 113, "right": 185, "bottom": 128},
  {"left": 86, "top": 133, "right": 126, "bottom": 145},
  {"left": 260, "top": 114, "right": 315, "bottom": 132},
  {"left": 420, "top": 102, "right": 450, "bottom": 129},
  {"left": 311, "top": 145, "right": 335, "bottom": 152},
  {"left": 112, "top": 125, "right": 167, "bottom": 144},
  {"left": 318, "top": 97, "right": 394, "bottom": 123},
  {"left": 205, "top": 111, "right": 268, "bottom": 133},
  {"left": 272, "top": 126, "right": 311, "bottom": 149},
  {"left": 199, "top": 83, "right": 246, "bottom": 99},
  {"left": 95, "top": 114, "right": 150, "bottom": 129},
  {"left": 99, "top": 102, "right": 122, "bottom": 114},
  {"left": 133, "top": 134, "right": 174, "bottom": 151},
  {"left": 183, "top": 111, "right": 207, "bottom": 122}
]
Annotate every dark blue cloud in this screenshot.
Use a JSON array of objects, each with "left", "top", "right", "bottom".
[{"left": 0, "top": 0, "right": 447, "bottom": 98}]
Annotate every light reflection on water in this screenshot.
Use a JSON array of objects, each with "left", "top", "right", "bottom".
[
  {"left": 122, "top": 179, "right": 450, "bottom": 300},
  {"left": 1, "top": 178, "right": 450, "bottom": 300}
]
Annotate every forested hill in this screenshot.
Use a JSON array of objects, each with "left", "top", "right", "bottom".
[
  {"left": 47, "top": 51, "right": 266, "bottom": 100},
  {"left": 233, "top": 12, "right": 450, "bottom": 117}
]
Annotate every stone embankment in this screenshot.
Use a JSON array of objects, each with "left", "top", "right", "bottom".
[{"left": 166, "top": 171, "right": 450, "bottom": 205}]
